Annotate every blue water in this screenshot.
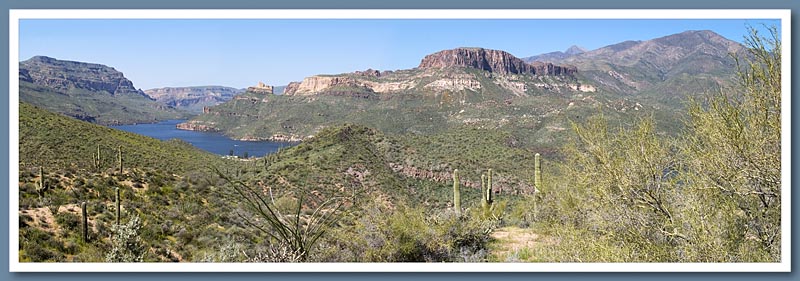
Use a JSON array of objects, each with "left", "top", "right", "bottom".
[{"left": 111, "top": 120, "right": 295, "bottom": 157}]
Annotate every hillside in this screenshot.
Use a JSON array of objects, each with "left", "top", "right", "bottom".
[
  {"left": 18, "top": 114, "right": 505, "bottom": 262},
  {"left": 19, "top": 56, "right": 190, "bottom": 125},
  {"left": 19, "top": 102, "right": 224, "bottom": 174},
  {"left": 179, "top": 47, "right": 627, "bottom": 144},
  {"left": 17, "top": 27, "right": 776, "bottom": 264},
  {"left": 143, "top": 86, "right": 244, "bottom": 113},
  {"left": 525, "top": 30, "right": 744, "bottom": 104}
]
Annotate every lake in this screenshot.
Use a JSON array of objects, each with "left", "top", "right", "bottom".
[{"left": 111, "top": 120, "right": 295, "bottom": 157}]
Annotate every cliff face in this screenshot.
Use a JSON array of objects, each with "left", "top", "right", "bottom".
[
  {"left": 20, "top": 56, "right": 145, "bottom": 97},
  {"left": 18, "top": 56, "right": 188, "bottom": 125},
  {"left": 144, "top": 86, "right": 245, "bottom": 113},
  {"left": 418, "top": 48, "right": 577, "bottom": 76},
  {"left": 281, "top": 48, "right": 579, "bottom": 96}
]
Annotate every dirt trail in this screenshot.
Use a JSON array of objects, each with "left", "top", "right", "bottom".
[{"left": 489, "top": 226, "right": 555, "bottom": 261}]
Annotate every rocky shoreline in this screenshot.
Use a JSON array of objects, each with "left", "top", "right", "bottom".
[
  {"left": 175, "top": 121, "right": 219, "bottom": 132},
  {"left": 176, "top": 121, "right": 304, "bottom": 142}
]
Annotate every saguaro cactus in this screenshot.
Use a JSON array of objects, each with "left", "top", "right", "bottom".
[
  {"left": 117, "top": 146, "right": 123, "bottom": 174},
  {"left": 81, "top": 202, "right": 88, "bottom": 242},
  {"left": 93, "top": 145, "right": 101, "bottom": 171},
  {"left": 37, "top": 166, "right": 45, "bottom": 193},
  {"left": 487, "top": 169, "right": 493, "bottom": 204},
  {"left": 453, "top": 169, "right": 461, "bottom": 215},
  {"left": 115, "top": 187, "right": 121, "bottom": 226},
  {"left": 481, "top": 174, "right": 488, "bottom": 211},
  {"left": 534, "top": 153, "right": 542, "bottom": 192}
]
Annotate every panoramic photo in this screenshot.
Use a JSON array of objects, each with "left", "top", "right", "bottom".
[{"left": 13, "top": 12, "right": 785, "bottom": 267}]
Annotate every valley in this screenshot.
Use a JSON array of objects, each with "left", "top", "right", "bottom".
[{"left": 16, "top": 26, "right": 783, "bottom": 264}]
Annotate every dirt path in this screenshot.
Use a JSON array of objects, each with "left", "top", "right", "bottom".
[{"left": 489, "top": 226, "right": 555, "bottom": 262}]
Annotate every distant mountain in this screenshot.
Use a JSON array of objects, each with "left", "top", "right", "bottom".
[
  {"left": 179, "top": 30, "right": 744, "bottom": 147},
  {"left": 280, "top": 47, "right": 579, "bottom": 97},
  {"left": 529, "top": 30, "right": 745, "bottom": 103},
  {"left": 419, "top": 47, "right": 577, "bottom": 76},
  {"left": 522, "top": 45, "right": 586, "bottom": 63},
  {"left": 273, "top": 85, "right": 287, "bottom": 95},
  {"left": 19, "top": 56, "right": 189, "bottom": 125},
  {"left": 179, "top": 47, "right": 614, "bottom": 145},
  {"left": 144, "top": 86, "right": 244, "bottom": 113}
]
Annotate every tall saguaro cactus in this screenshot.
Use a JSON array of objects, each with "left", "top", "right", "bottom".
[
  {"left": 534, "top": 153, "right": 542, "bottom": 192},
  {"left": 481, "top": 174, "right": 488, "bottom": 212},
  {"left": 81, "top": 202, "right": 88, "bottom": 242},
  {"left": 531, "top": 153, "right": 543, "bottom": 222},
  {"left": 37, "top": 166, "right": 45, "bottom": 193},
  {"left": 117, "top": 146, "right": 123, "bottom": 174},
  {"left": 486, "top": 169, "right": 493, "bottom": 204},
  {"left": 453, "top": 169, "right": 461, "bottom": 215},
  {"left": 115, "top": 187, "right": 121, "bottom": 226},
  {"left": 93, "top": 144, "right": 102, "bottom": 172}
]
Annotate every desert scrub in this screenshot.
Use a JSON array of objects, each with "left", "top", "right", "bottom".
[{"left": 317, "top": 202, "right": 497, "bottom": 262}]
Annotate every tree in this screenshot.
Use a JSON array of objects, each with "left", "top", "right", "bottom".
[
  {"left": 683, "top": 25, "right": 781, "bottom": 260},
  {"left": 565, "top": 113, "right": 683, "bottom": 260},
  {"left": 105, "top": 215, "right": 145, "bottom": 262}
]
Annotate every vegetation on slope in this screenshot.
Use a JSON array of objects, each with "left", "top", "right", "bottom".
[
  {"left": 19, "top": 56, "right": 191, "bottom": 125},
  {"left": 19, "top": 102, "right": 221, "bottom": 174},
  {"left": 489, "top": 26, "right": 781, "bottom": 262},
  {"left": 17, "top": 27, "right": 781, "bottom": 263}
]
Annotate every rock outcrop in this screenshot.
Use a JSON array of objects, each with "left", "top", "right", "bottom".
[
  {"left": 19, "top": 56, "right": 188, "bottom": 125},
  {"left": 144, "top": 86, "right": 244, "bottom": 113},
  {"left": 175, "top": 120, "right": 219, "bottom": 132},
  {"left": 246, "top": 81, "right": 274, "bottom": 95},
  {"left": 280, "top": 48, "right": 580, "bottom": 96},
  {"left": 20, "top": 56, "right": 145, "bottom": 97},
  {"left": 418, "top": 47, "right": 577, "bottom": 76}
]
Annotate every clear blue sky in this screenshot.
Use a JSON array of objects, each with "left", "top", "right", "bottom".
[{"left": 19, "top": 19, "right": 779, "bottom": 90}]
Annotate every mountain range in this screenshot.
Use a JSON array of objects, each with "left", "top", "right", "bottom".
[
  {"left": 143, "top": 86, "right": 245, "bottom": 113},
  {"left": 19, "top": 56, "right": 189, "bottom": 125},
  {"left": 522, "top": 45, "right": 587, "bottom": 63},
  {"left": 18, "top": 30, "right": 744, "bottom": 146},
  {"left": 178, "top": 30, "right": 743, "bottom": 148},
  {"left": 16, "top": 28, "right": 763, "bottom": 263}
]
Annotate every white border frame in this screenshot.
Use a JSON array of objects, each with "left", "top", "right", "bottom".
[{"left": 8, "top": 9, "right": 792, "bottom": 272}]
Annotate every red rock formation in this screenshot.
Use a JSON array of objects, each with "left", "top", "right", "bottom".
[{"left": 418, "top": 47, "right": 577, "bottom": 76}]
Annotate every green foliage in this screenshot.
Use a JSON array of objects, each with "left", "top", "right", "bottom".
[
  {"left": 105, "top": 215, "right": 145, "bottom": 262},
  {"left": 217, "top": 168, "right": 345, "bottom": 262},
  {"left": 19, "top": 102, "right": 225, "bottom": 174},
  {"left": 17, "top": 27, "right": 776, "bottom": 263},
  {"left": 319, "top": 203, "right": 497, "bottom": 262},
  {"left": 682, "top": 25, "right": 782, "bottom": 260},
  {"left": 530, "top": 26, "right": 783, "bottom": 262}
]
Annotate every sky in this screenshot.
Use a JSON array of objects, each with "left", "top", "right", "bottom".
[{"left": 19, "top": 18, "right": 780, "bottom": 90}]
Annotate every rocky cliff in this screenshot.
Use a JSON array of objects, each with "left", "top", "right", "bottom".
[
  {"left": 280, "top": 48, "right": 580, "bottom": 96},
  {"left": 19, "top": 56, "right": 188, "bottom": 125},
  {"left": 419, "top": 47, "right": 577, "bottom": 76},
  {"left": 144, "top": 86, "right": 244, "bottom": 113},
  {"left": 20, "top": 56, "right": 145, "bottom": 97}
]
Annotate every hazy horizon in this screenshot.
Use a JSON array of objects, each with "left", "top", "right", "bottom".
[{"left": 19, "top": 18, "right": 778, "bottom": 90}]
